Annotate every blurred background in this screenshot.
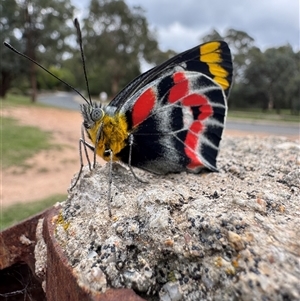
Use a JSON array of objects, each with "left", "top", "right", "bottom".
[
  {"left": 1, "top": 0, "right": 299, "bottom": 111},
  {"left": 1, "top": 0, "right": 299, "bottom": 229}
]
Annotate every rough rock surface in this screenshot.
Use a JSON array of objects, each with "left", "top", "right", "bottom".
[{"left": 54, "top": 136, "right": 300, "bottom": 301}]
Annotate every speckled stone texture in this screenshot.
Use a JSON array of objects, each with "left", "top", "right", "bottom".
[{"left": 55, "top": 136, "right": 300, "bottom": 301}]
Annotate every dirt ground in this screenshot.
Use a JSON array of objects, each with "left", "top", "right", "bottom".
[
  {"left": 1, "top": 105, "right": 297, "bottom": 207},
  {"left": 1, "top": 105, "right": 98, "bottom": 207}
]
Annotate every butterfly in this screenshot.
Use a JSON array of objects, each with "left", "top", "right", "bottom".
[
  {"left": 79, "top": 41, "right": 233, "bottom": 182},
  {"left": 4, "top": 22, "right": 233, "bottom": 217}
]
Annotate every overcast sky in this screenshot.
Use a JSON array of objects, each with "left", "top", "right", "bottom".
[{"left": 71, "top": 0, "right": 299, "bottom": 53}]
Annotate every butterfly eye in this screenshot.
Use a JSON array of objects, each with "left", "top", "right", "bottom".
[{"left": 91, "top": 108, "right": 104, "bottom": 121}]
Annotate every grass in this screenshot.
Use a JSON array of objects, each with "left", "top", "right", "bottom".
[
  {"left": 1, "top": 116, "right": 54, "bottom": 169},
  {"left": 228, "top": 109, "right": 299, "bottom": 123},
  {"left": 0, "top": 194, "right": 67, "bottom": 231},
  {"left": 1, "top": 93, "right": 49, "bottom": 108},
  {"left": 0, "top": 96, "right": 68, "bottom": 231},
  {"left": 2, "top": 93, "right": 34, "bottom": 107},
  {"left": 1, "top": 94, "right": 56, "bottom": 169}
]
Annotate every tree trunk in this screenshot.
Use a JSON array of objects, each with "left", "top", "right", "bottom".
[
  {"left": 267, "top": 89, "right": 274, "bottom": 110},
  {"left": 30, "top": 61, "right": 37, "bottom": 102},
  {"left": 24, "top": 4, "right": 37, "bottom": 103},
  {"left": 0, "top": 71, "right": 13, "bottom": 98},
  {"left": 111, "top": 77, "right": 119, "bottom": 97}
]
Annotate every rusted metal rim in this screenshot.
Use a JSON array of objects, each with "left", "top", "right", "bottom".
[
  {"left": 44, "top": 206, "right": 146, "bottom": 301},
  {"left": 0, "top": 206, "right": 146, "bottom": 300},
  {"left": 0, "top": 211, "right": 48, "bottom": 300},
  {"left": 0, "top": 211, "right": 46, "bottom": 271}
]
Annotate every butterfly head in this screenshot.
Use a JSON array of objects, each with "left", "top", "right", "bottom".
[{"left": 80, "top": 102, "right": 105, "bottom": 130}]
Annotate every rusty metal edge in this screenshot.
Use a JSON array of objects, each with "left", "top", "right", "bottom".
[
  {"left": 44, "top": 206, "right": 147, "bottom": 301},
  {"left": 0, "top": 209, "right": 49, "bottom": 272}
]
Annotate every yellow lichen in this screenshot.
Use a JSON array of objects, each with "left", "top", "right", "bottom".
[
  {"left": 56, "top": 211, "right": 70, "bottom": 232},
  {"left": 167, "top": 271, "right": 177, "bottom": 282}
]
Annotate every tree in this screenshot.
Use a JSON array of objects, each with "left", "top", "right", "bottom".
[
  {"left": 0, "top": 0, "right": 25, "bottom": 98},
  {"left": 1, "top": 0, "right": 75, "bottom": 101},
  {"left": 244, "top": 45, "right": 298, "bottom": 113},
  {"left": 201, "top": 29, "right": 223, "bottom": 43},
  {"left": 286, "top": 51, "right": 300, "bottom": 114},
  {"left": 77, "top": 0, "right": 162, "bottom": 96},
  {"left": 37, "top": 65, "right": 76, "bottom": 90}
]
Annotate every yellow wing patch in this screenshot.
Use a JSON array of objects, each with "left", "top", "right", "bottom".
[{"left": 200, "top": 42, "right": 230, "bottom": 91}]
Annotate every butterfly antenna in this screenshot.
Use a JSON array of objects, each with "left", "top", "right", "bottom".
[
  {"left": 74, "top": 18, "right": 92, "bottom": 106},
  {"left": 3, "top": 42, "right": 90, "bottom": 104}
]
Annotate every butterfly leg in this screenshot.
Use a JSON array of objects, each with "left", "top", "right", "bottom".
[
  {"left": 128, "top": 134, "right": 148, "bottom": 184},
  {"left": 70, "top": 137, "right": 95, "bottom": 190},
  {"left": 104, "top": 149, "right": 113, "bottom": 217},
  {"left": 94, "top": 122, "right": 103, "bottom": 168},
  {"left": 81, "top": 123, "right": 92, "bottom": 170}
]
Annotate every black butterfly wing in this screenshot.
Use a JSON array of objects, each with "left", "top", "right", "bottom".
[
  {"left": 116, "top": 70, "right": 229, "bottom": 173},
  {"left": 108, "top": 41, "right": 233, "bottom": 111}
]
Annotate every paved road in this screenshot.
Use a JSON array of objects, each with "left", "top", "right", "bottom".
[
  {"left": 38, "top": 92, "right": 82, "bottom": 111},
  {"left": 225, "top": 119, "right": 299, "bottom": 137},
  {"left": 38, "top": 92, "right": 299, "bottom": 137}
]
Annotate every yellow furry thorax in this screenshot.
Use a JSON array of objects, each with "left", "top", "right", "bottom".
[{"left": 86, "top": 113, "right": 129, "bottom": 162}]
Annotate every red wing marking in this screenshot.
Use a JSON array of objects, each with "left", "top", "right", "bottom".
[
  {"left": 132, "top": 87, "right": 156, "bottom": 127},
  {"left": 182, "top": 94, "right": 213, "bottom": 169},
  {"left": 182, "top": 94, "right": 213, "bottom": 121},
  {"left": 169, "top": 72, "right": 189, "bottom": 103},
  {"left": 168, "top": 73, "right": 215, "bottom": 169},
  {"left": 198, "top": 104, "right": 213, "bottom": 121},
  {"left": 187, "top": 158, "right": 204, "bottom": 170},
  {"left": 182, "top": 94, "right": 206, "bottom": 106},
  {"left": 184, "top": 121, "right": 204, "bottom": 169},
  {"left": 181, "top": 93, "right": 213, "bottom": 168},
  {"left": 173, "top": 71, "right": 187, "bottom": 83},
  {"left": 186, "top": 121, "right": 203, "bottom": 148}
]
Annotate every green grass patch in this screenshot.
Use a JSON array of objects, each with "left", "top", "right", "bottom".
[
  {"left": 1, "top": 93, "right": 32, "bottom": 106},
  {"left": 1, "top": 93, "right": 56, "bottom": 109},
  {"left": 228, "top": 109, "right": 300, "bottom": 123},
  {"left": 1, "top": 116, "right": 54, "bottom": 169},
  {"left": 0, "top": 194, "right": 67, "bottom": 231}
]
